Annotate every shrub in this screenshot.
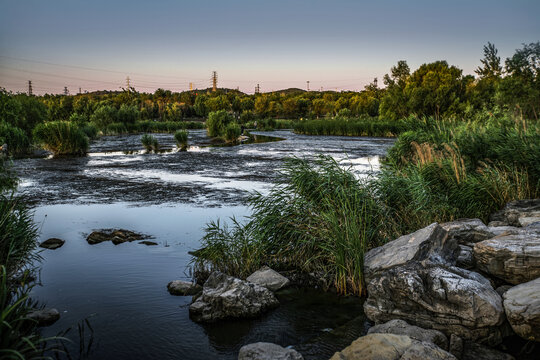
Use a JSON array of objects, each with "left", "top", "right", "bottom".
[
  {"left": 0, "top": 122, "right": 30, "bottom": 155},
  {"left": 117, "top": 104, "right": 140, "bottom": 124},
  {"left": 90, "top": 105, "right": 118, "bottom": 128},
  {"left": 174, "top": 130, "right": 188, "bottom": 150},
  {"left": 141, "top": 134, "right": 159, "bottom": 152},
  {"left": 207, "top": 110, "right": 234, "bottom": 138},
  {"left": 224, "top": 122, "right": 241, "bottom": 143},
  {"left": 33, "top": 121, "right": 89, "bottom": 156}
]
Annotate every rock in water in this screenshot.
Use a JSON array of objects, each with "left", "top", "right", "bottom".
[
  {"left": 39, "top": 238, "right": 65, "bottom": 250},
  {"left": 246, "top": 266, "right": 290, "bottom": 291},
  {"left": 27, "top": 308, "right": 60, "bottom": 326},
  {"left": 86, "top": 229, "right": 146, "bottom": 245},
  {"left": 238, "top": 342, "right": 303, "bottom": 360},
  {"left": 368, "top": 319, "right": 448, "bottom": 350},
  {"left": 167, "top": 280, "right": 202, "bottom": 296},
  {"left": 503, "top": 277, "right": 540, "bottom": 341},
  {"left": 329, "top": 333, "right": 456, "bottom": 360},
  {"left": 189, "top": 271, "right": 279, "bottom": 322},
  {"left": 473, "top": 233, "right": 540, "bottom": 284}
]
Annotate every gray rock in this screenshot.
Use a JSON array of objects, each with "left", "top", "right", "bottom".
[
  {"left": 490, "top": 199, "right": 540, "bottom": 227},
  {"left": 473, "top": 233, "right": 540, "bottom": 284},
  {"left": 488, "top": 221, "right": 509, "bottom": 227},
  {"left": 461, "top": 341, "right": 515, "bottom": 360},
  {"left": 368, "top": 319, "right": 448, "bottom": 350},
  {"left": 189, "top": 272, "right": 279, "bottom": 322},
  {"left": 364, "top": 264, "right": 504, "bottom": 345},
  {"left": 39, "top": 238, "right": 65, "bottom": 250},
  {"left": 167, "top": 280, "right": 202, "bottom": 296},
  {"left": 246, "top": 266, "right": 290, "bottom": 291},
  {"left": 364, "top": 223, "right": 458, "bottom": 281},
  {"left": 27, "top": 308, "right": 60, "bottom": 326},
  {"left": 86, "top": 229, "right": 146, "bottom": 245},
  {"left": 238, "top": 342, "right": 303, "bottom": 360},
  {"left": 441, "top": 219, "right": 494, "bottom": 245},
  {"left": 457, "top": 245, "right": 474, "bottom": 269},
  {"left": 329, "top": 333, "right": 456, "bottom": 360},
  {"left": 503, "top": 277, "right": 540, "bottom": 341},
  {"left": 495, "top": 285, "right": 513, "bottom": 297},
  {"left": 139, "top": 240, "right": 158, "bottom": 246},
  {"left": 448, "top": 334, "right": 463, "bottom": 359}
]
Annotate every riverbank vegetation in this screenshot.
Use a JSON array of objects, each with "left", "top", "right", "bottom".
[{"left": 33, "top": 121, "right": 89, "bottom": 156}]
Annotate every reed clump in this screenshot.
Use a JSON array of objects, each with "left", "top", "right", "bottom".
[{"left": 32, "top": 121, "right": 89, "bottom": 156}]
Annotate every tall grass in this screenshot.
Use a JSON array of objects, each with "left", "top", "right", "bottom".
[
  {"left": 294, "top": 117, "right": 407, "bottom": 137},
  {"left": 174, "top": 130, "right": 189, "bottom": 150},
  {"left": 194, "top": 156, "right": 395, "bottom": 295},
  {"left": 100, "top": 120, "right": 204, "bottom": 135},
  {"left": 0, "top": 122, "right": 30, "bottom": 155},
  {"left": 32, "top": 121, "right": 89, "bottom": 156},
  {"left": 141, "top": 134, "right": 159, "bottom": 152}
]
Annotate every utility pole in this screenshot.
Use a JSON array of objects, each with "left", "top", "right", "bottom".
[
  {"left": 211, "top": 71, "right": 218, "bottom": 92},
  {"left": 189, "top": 82, "right": 193, "bottom": 91},
  {"left": 63, "top": 86, "right": 69, "bottom": 96},
  {"left": 255, "top": 84, "right": 260, "bottom": 94},
  {"left": 307, "top": 81, "right": 310, "bottom": 91},
  {"left": 28, "top": 80, "right": 32, "bottom": 96}
]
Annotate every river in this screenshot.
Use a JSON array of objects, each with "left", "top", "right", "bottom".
[{"left": 14, "top": 130, "right": 395, "bottom": 360}]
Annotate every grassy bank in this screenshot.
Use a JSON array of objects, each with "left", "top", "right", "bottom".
[
  {"left": 101, "top": 120, "right": 204, "bottom": 135},
  {"left": 193, "top": 114, "right": 540, "bottom": 295},
  {"left": 293, "top": 117, "right": 407, "bottom": 137}
]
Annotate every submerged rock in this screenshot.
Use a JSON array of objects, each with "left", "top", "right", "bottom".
[
  {"left": 503, "top": 277, "right": 540, "bottom": 341},
  {"left": 39, "top": 238, "right": 65, "bottom": 250},
  {"left": 368, "top": 319, "right": 448, "bottom": 350},
  {"left": 238, "top": 342, "right": 303, "bottom": 360},
  {"left": 189, "top": 271, "right": 279, "bottom": 322},
  {"left": 246, "top": 266, "right": 290, "bottom": 292},
  {"left": 27, "top": 308, "right": 60, "bottom": 326},
  {"left": 167, "top": 280, "right": 202, "bottom": 296},
  {"left": 473, "top": 233, "right": 540, "bottom": 284},
  {"left": 86, "top": 229, "right": 146, "bottom": 245},
  {"left": 139, "top": 240, "right": 158, "bottom": 246},
  {"left": 329, "top": 333, "right": 456, "bottom": 360}
]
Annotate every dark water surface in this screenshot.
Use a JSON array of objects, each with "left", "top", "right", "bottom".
[{"left": 14, "top": 130, "right": 395, "bottom": 360}]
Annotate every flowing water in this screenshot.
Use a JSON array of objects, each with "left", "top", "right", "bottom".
[{"left": 14, "top": 130, "right": 395, "bottom": 360}]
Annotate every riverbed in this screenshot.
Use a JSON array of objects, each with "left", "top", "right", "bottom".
[{"left": 14, "top": 130, "right": 395, "bottom": 360}]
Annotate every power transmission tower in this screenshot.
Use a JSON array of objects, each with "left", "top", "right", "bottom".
[
  {"left": 307, "top": 81, "right": 310, "bottom": 91},
  {"left": 211, "top": 71, "right": 217, "bottom": 92},
  {"left": 126, "top": 76, "right": 131, "bottom": 91},
  {"left": 255, "top": 84, "right": 260, "bottom": 94},
  {"left": 63, "top": 86, "right": 69, "bottom": 95},
  {"left": 189, "top": 82, "right": 193, "bottom": 91},
  {"left": 78, "top": 87, "right": 82, "bottom": 94},
  {"left": 28, "top": 80, "right": 32, "bottom": 96}
]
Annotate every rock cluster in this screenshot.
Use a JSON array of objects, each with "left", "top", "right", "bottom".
[
  {"left": 86, "top": 229, "right": 146, "bottom": 245},
  {"left": 332, "top": 199, "right": 539, "bottom": 360}
]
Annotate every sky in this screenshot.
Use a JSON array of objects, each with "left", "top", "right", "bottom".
[{"left": 0, "top": 0, "right": 539, "bottom": 95}]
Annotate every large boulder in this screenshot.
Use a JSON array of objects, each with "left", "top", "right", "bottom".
[
  {"left": 368, "top": 319, "right": 448, "bottom": 350},
  {"left": 489, "top": 199, "right": 540, "bottom": 227},
  {"left": 441, "top": 219, "right": 494, "bottom": 246},
  {"left": 167, "top": 280, "right": 202, "bottom": 296},
  {"left": 27, "top": 308, "right": 60, "bottom": 326},
  {"left": 473, "top": 233, "right": 540, "bottom": 284},
  {"left": 246, "top": 266, "right": 290, "bottom": 292},
  {"left": 39, "top": 238, "right": 65, "bottom": 250},
  {"left": 189, "top": 271, "right": 279, "bottom": 322},
  {"left": 86, "top": 229, "right": 146, "bottom": 245},
  {"left": 364, "top": 223, "right": 459, "bottom": 279},
  {"left": 461, "top": 341, "right": 515, "bottom": 360},
  {"left": 503, "top": 277, "right": 540, "bottom": 341},
  {"left": 238, "top": 342, "right": 303, "bottom": 360},
  {"left": 364, "top": 264, "right": 505, "bottom": 345},
  {"left": 329, "top": 333, "right": 456, "bottom": 360}
]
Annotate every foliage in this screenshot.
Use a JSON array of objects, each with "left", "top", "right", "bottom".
[
  {"left": 174, "top": 130, "right": 188, "bottom": 150},
  {"left": 206, "top": 110, "right": 234, "bottom": 138},
  {"left": 224, "top": 122, "right": 241, "bottom": 143},
  {"left": 90, "top": 105, "right": 118, "bottom": 128},
  {"left": 117, "top": 104, "right": 140, "bottom": 124},
  {"left": 33, "top": 121, "right": 89, "bottom": 156},
  {"left": 0, "top": 122, "right": 31, "bottom": 155},
  {"left": 294, "top": 117, "right": 406, "bottom": 137},
  {"left": 141, "top": 134, "right": 159, "bottom": 152}
]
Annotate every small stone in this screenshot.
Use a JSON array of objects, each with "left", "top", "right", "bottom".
[
  {"left": 27, "top": 308, "right": 60, "bottom": 326},
  {"left": 238, "top": 342, "right": 303, "bottom": 360},
  {"left": 39, "top": 238, "right": 65, "bottom": 250},
  {"left": 247, "top": 266, "right": 290, "bottom": 291},
  {"left": 167, "top": 280, "right": 202, "bottom": 296},
  {"left": 139, "top": 241, "right": 158, "bottom": 246}
]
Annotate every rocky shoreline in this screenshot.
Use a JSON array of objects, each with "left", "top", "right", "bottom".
[{"left": 169, "top": 199, "right": 539, "bottom": 359}]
